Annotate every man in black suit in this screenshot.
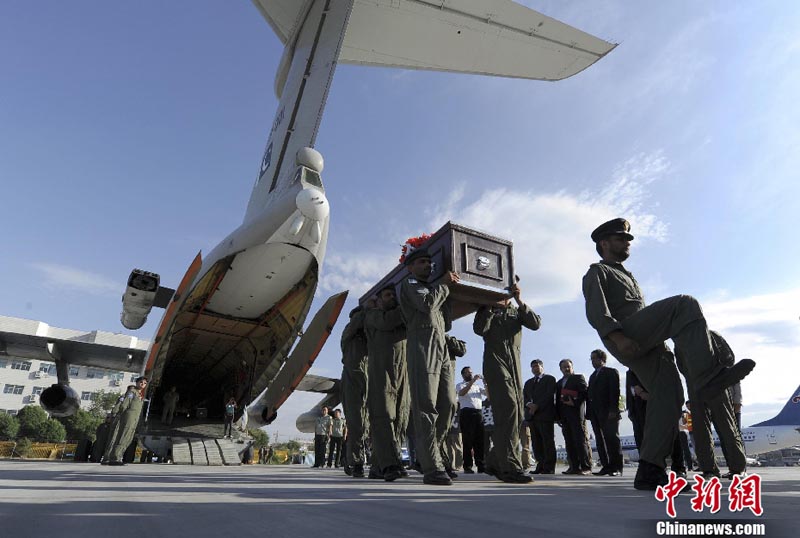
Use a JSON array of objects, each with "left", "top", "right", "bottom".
[
  {"left": 523, "top": 359, "right": 557, "bottom": 474},
  {"left": 587, "top": 349, "right": 623, "bottom": 476},
  {"left": 556, "top": 359, "right": 591, "bottom": 475}
]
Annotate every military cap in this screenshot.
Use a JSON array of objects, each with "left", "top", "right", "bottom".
[
  {"left": 348, "top": 306, "right": 363, "bottom": 318},
  {"left": 403, "top": 247, "right": 431, "bottom": 266},
  {"left": 591, "top": 218, "right": 634, "bottom": 242}
]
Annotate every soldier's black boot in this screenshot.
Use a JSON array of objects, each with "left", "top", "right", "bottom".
[
  {"left": 423, "top": 471, "right": 453, "bottom": 486},
  {"left": 498, "top": 470, "right": 533, "bottom": 484},
  {"left": 698, "top": 359, "right": 755, "bottom": 402},
  {"left": 634, "top": 460, "right": 669, "bottom": 491},
  {"left": 383, "top": 465, "right": 403, "bottom": 482},
  {"left": 445, "top": 467, "right": 458, "bottom": 479},
  {"left": 352, "top": 463, "right": 365, "bottom": 478}
]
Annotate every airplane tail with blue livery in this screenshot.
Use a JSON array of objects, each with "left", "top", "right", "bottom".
[{"left": 751, "top": 383, "right": 800, "bottom": 428}]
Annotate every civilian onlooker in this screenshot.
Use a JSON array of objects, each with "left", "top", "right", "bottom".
[
  {"left": 456, "top": 366, "right": 485, "bottom": 473},
  {"left": 556, "top": 359, "right": 591, "bottom": 475},
  {"left": 587, "top": 350, "right": 623, "bottom": 476},
  {"left": 523, "top": 359, "right": 557, "bottom": 474}
]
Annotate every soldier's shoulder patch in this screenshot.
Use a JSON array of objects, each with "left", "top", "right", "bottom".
[{"left": 407, "top": 278, "right": 418, "bottom": 284}]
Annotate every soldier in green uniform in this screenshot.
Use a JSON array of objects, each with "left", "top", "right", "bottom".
[
  {"left": 90, "top": 413, "right": 113, "bottom": 463},
  {"left": 582, "top": 218, "right": 756, "bottom": 489},
  {"left": 677, "top": 331, "right": 746, "bottom": 479},
  {"left": 104, "top": 376, "right": 147, "bottom": 465},
  {"left": 473, "top": 283, "right": 541, "bottom": 483},
  {"left": 399, "top": 247, "right": 459, "bottom": 486},
  {"left": 364, "top": 284, "right": 410, "bottom": 482},
  {"left": 441, "top": 334, "right": 466, "bottom": 477},
  {"left": 340, "top": 306, "right": 369, "bottom": 477}
]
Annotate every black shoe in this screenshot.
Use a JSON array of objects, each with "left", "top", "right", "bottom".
[
  {"left": 344, "top": 464, "right": 353, "bottom": 476},
  {"left": 608, "top": 470, "right": 622, "bottom": 477},
  {"left": 671, "top": 469, "right": 688, "bottom": 479},
  {"left": 445, "top": 468, "right": 458, "bottom": 479},
  {"left": 499, "top": 471, "right": 533, "bottom": 484},
  {"left": 108, "top": 461, "right": 125, "bottom": 466},
  {"left": 634, "top": 460, "right": 670, "bottom": 491},
  {"left": 368, "top": 468, "right": 384, "bottom": 480},
  {"left": 484, "top": 466, "right": 498, "bottom": 476},
  {"left": 352, "top": 464, "right": 365, "bottom": 478},
  {"left": 593, "top": 468, "right": 610, "bottom": 476},
  {"left": 698, "top": 359, "right": 756, "bottom": 401},
  {"left": 701, "top": 470, "right": 721, "bottom": 479},
  {"left": 423, "top": 471, "right": 453, "bottom": 486},
  {"left": 384, "top": 466, "right": 403, "bottom": 482},
  {"left": 562, "top": 468, "right": 577, "bottom": 475},
  {"left": 464, "top": 467, "right": 475, "bottom": 474},
  {"left": 722, "top": 471, "right": 746, "bottom": 480},
  {"left": 476, "top": 466, "right": 485, "bottom": 474}
]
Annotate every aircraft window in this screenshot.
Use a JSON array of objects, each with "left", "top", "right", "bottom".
[
  {"left": 291, "top": 168, "right": 302, "bottom": 185},
  {"left": 303, "top": 169, "right": 323, "bottom": 189}
]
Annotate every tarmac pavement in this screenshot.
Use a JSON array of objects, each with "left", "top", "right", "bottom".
[{"left": 0, "top": 461, "right": 795, "bottom": 537}]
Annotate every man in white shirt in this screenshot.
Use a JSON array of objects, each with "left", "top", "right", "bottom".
[{"left": 456, "top": 366, "right": 486, "bottom": 473}]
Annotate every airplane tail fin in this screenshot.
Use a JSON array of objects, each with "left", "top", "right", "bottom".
[{"left": 751, "top": 383, "right": 800, "bottom": 427}]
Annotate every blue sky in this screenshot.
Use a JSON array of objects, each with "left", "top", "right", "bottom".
[{"left": 2, "top": 1, "right": 798, "bottom": 441}]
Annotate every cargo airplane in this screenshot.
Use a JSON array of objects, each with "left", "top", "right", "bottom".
[{"left": 20, "top": 0, "right": 614, "bottom": 441}]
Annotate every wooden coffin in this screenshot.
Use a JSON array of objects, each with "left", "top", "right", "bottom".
[{"left": 359, "top": 222, "right": 515, "bottom": 320}]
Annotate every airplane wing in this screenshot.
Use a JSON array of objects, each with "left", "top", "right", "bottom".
[
  {"left": 339, "top": 0, "right": 616, "bottom": 81},
  {"left": 296, "top": 374, "right": 339, "bottom": 394},
  {"left": 0, "top": 316, "right": 147, "bottom": 373}
]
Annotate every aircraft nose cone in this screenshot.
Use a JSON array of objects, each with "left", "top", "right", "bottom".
[{"left": 296, "top": 188, "right": 329, "bottom": 221}]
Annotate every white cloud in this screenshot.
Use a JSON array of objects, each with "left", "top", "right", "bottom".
[
  {"left": 318, "top": 151, "right": 669, "bottom": 306},
  {"left": 702, "top": 288, "right": 800, "bottom": 413},
  {"left": 319, "top": 250, "right": 400, "bottom": 299},
  {"left": 30, "top": 263, "right": 121, "bottom": 297}
]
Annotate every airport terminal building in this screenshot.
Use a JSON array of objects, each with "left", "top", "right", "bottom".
[{"left": 0, "top": 315, "right": 148, "bottom": 415}]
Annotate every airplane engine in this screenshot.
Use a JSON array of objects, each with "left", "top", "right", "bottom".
[
  {"left": 40, "top": 384, "right": 81, "bottom": 417},
  {"left": 295, "top": 410, "right": 317, "bottom": 434},
  {"left": 120, "top": 269, "right": 160, "bottom": 330}
]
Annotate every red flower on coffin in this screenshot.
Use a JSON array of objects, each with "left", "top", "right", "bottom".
[{"left": 399, "top": 233, "right": 432, "bottom": 263}]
